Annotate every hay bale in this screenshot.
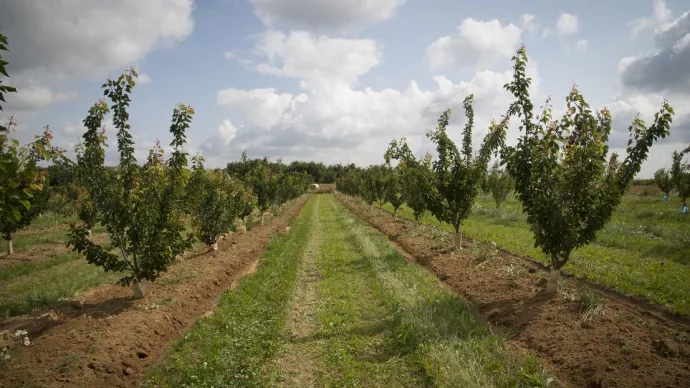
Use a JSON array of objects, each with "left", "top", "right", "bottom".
[{"left": 309, "top": 183, "right": 320, "bottom": 191}]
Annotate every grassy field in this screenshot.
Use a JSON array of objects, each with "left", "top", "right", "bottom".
[
  {"left": 146, "top": 195, "right": 551, "bottom": 387},
  {"left": 376, "top": 192, "right": 690, "bottom": 316}
]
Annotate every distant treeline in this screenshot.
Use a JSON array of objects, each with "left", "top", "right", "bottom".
[{"left": 43, "top": 161, "right": 660, "bottom": 188}]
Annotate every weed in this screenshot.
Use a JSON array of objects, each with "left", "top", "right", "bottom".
[
  {"left": 55, "top": 355, "right": 81, "bottom": 374},
  {"left": 472, "top": 241, "right": 497, "bottom": 263},
  {"left": 579, "top": 286, "right": 606, "bottom": 323}
]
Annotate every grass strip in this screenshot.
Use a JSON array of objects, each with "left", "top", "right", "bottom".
[
  {"left": 143, "top": 196, "right": 315, "bottom": 387},
  {"left": 333, "top": 196, "right": 553, "bottom": 387}
]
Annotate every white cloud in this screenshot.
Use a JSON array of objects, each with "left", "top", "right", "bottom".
[
  {"left": 557, "top": 13, "right": 579, "bottom": 36},
  {"left": 521, "top": 13, "right": 536, "bottom": 32},
  {"left": 252, "top": 30, "right": 381, "bottom": 83},
  {"left": 137, "top": 73, "right": 152, "bottom": 85},
  {"left": 217, "top": 88, "right": 299, "bottom": 128},
  {"left": 3, "top": 81, "right": 74, "bottom": 111},
  {"left": 249, "top": 0, "right": 406, "bottom": 30},
  {"left": 1, "top": 0, "right": 194, "bottom": 79},
  {"left": 629, "top": 0, "right": 672, "bottom": 35},
  {"left": 218, "top": 119, "right": 238, "bottom": 144},
  {"left": 425, "top": 18, "right": 522, "bottom": 70},
  {"left": 575, "top": 39, "right": 588, "bottom": 52}
]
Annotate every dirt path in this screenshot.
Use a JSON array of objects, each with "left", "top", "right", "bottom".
[
  {"left": 0, "top": 197, "right": 308, "bottom": 388},
  {"left": 336, "top": 193, "right": 690, "bottom": 388},
  {"left": 270, "top": 195, "right": 323, "bottom": 387}
]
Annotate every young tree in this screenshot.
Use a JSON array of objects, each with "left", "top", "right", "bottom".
[
  {"left": 360, "top": 167, "right": 378, "bottom": 210},
  {"left": 277, "top": 171, "right": 308, "bottom": 213},
  {"left": 245, "top": 159, "right": 279, "bottom": 225},
  {"left": 368, "top": 164, "right": 390, "bottom": 210},
  {"left": 487, "top": 161, "right": 514, "bottom": 208},
  {"left": 71, "top": 100, "right": 110, "bottom": 235},
  {"left": 426, "top": 95, "right": 506, "bottom": 249},
  {"left": 654, "top": 168, "right": 674, "bottom": 200},
  {"left": 385, "top": 168, "right": 404, "bottom": 218},
  {"left": 67, "top": 69, "right": 195, "bottom": 298},
  {"left": 671, "top": 147, "right": 690, "bottom": 213},
  {"left": 385, "top": 138, "right": 434, "bottom": 222},
  {"left": 1, "top": 34, "right": 58, "bottom": 254},
  {"left": 501, "top": 46, "right": 675, "bottom": 293},
  {"left": 234, "top": 182, "right": 257, "bottom": 233},
  {"left": 187, "top": 156, "right": 238, "bottom": 251}
]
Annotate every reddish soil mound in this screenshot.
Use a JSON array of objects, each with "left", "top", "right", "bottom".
[
  {"left": 337, "top": 194, "right": 690, "bottom": 388},
  {"left": 0, "top": 197, "right": 307, "bottom": 388}
]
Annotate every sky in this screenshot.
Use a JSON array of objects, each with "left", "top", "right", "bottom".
[{"left": 1, "top": 0, "right": 689, "bottom": 178}]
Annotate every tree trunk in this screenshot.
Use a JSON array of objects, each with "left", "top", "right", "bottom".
[
  {"left": 260, "top": 213, "right": 265, "bottom": 225},
  {"left": 241, "top": 219, "right": 247, "bottom": 233},
  {"left": 6, "top": 238, "right": 13, "bottom": 255},
  {"left": 211, "top": 242, "right": 218, "bottom": 251},
  {"left": 132, "top": 281, "right": 147, "bottom": 299},
  {"left": 87, "top": 229, "right": 92, "bottom": 240},
  {"left": 453, "top": 232, "right": 462, "bottom": 250},
  {"left": 394, "top": 209, "right": 398, "bottom": 219},
  {"left": 546, "top": 267, "right": 560, "bottom": 294}
]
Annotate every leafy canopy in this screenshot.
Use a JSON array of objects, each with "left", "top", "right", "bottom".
[
  {"left": 68, "top": 69, "right": 195, "bottom": 286},
  {"left": 501, "top": 46, "right": 674, "bottom": 269}
]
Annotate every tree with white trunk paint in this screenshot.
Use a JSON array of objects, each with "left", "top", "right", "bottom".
[
  {"left": 425, "top": 95, "right": 506, "bottom": 250},
  {"left": 501, "top": 46, "right": 674, "bottom": 294},
  {"left": 67, "top": 69, "right": 195, "bottom": 298},
  {"left": 245, "top": 159, "right": 280, "bottom": 225},
  {"left": 188, "top": 155, "right": 240, "bottom": 251}
]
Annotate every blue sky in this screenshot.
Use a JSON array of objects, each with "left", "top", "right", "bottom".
[{"left": 2, "top": 0, "right": 689, "bottom": 177}]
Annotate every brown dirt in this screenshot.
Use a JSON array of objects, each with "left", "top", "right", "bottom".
[
  {"left": 0, "top": 233, "right": 110, "bottom": 271},
  {"left": 336, "top": 193, "right": 690, "bottom": 388},
  {"left": 0, "top": 196, "right": 308, "bottom": 388}
]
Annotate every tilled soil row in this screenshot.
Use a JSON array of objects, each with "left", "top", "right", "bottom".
[
  {"left": 336, "top": 194, "right": 690, "bottom": 388},
  {"left": 0, "top": 196, "right": 308, "bottom": 388}
]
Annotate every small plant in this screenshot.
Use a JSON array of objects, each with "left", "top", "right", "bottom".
[
  {"left": 579, "top": 286, "right": 605, "bottom": 323},
  {"left": 472, "top": 241, "right": 497, "bottom": 263}
]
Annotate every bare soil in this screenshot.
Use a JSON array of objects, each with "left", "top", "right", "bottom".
[
  {"left": 0, "top": 197, "right": 308, "bottom": 388},
  {"left": 337, "top": 194, "right": 690, "bottom": 388}
]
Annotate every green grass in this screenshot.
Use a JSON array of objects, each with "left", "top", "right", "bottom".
[
  {"left": 329, "top": 196, "right": 551, "bottom": 387},
  {"left": 144, "top": 197, "right": 315, "bottom": 387},
  {"left": 1, "top": 222, "right": 107, "bottom": 253},
  {"left": 148, "top": 195, "right": 551, "bottom": 387},
  {"left": 0, "top": 258, "right": 121, "bottom": 319},
  {"left": 370, "top": 192, "right": 690, "bottom": 316},
  {"left": 0, "top": 253, "right": 83, "bottom": 282},
  {"left": 308, "top": 196, "right": 426, "bottom": 387}
]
